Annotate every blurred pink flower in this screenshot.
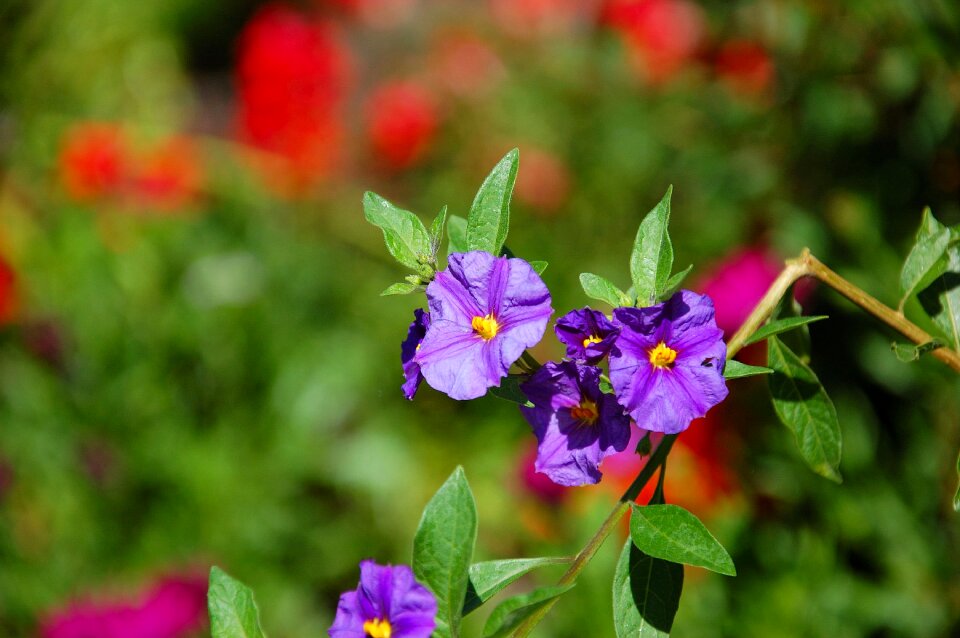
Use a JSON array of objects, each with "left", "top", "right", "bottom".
[
  {"left": 513, "top": 147, "right": 571, "bottom": 214},
  {"left": 40, "top": 573, "right": 207, "bottom": 638},
  {"left": 715, "top": 40, "right": 775, "bottom": 96},
  {"left": 602, "top": 0, "right": 705, "bottom": 84},
  {"left": 697, "top": 246, "right": 784, "bottom": 336},
  {"left": 517, "top": 441, "right": 569, "bottom": 505},
  {"left": 429, "top": 31, "right": 504, "bottom": 98},
  {"left": 365, "top": 81, "right": 440, "bottom": 171}
]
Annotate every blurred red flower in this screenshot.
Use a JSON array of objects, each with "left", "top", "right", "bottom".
[
  {"left": 489, "top": 0, "right": 586, "bottom": 38},
  {"left": 602, "top": 0, "right": 705, "bottom": 84},
  {"left": 129, "top": 137, "right": 204, "bottom": 212},
  {"left": 0, "top": 255, "right": 17, "bottom": 325},
  {"left": 58, "top": 123, "right": 129, "bottom": 203},
  {"left": 513, "top": 146, "right": 571, "bottom": 214},
  {"left": 236, "top": 3, "right": 352, "bottom": 194},
  {"left": 365, "top": 81, "right": 440, "bottom": 171},
  {"left": 715, "top": 40, "right": 775, "bottom": 96},
  {"left": 40, "top": 572, "right": 207, "bottom": 638}
]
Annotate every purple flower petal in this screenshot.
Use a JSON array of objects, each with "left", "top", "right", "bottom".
[
  {"left": 329, "top": 561, "right": 436, "bottom": 638},
  {"left": 401, "top": 309, "right": 430, "bottom": 400},
  {"left": 555, "top": 308, "right": 620, "bottom": 364}
]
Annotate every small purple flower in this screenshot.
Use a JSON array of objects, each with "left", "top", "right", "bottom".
[
  {"left": 416, "top": 251, "right": 553, "bottom": 400},
  {"left": 609, "top": 289, "right": 728, "bottom": 434},
  {"left": 554, "top": 307, "right": 620, "bottom": 364},
  {"left": 401, "top": 309, "right": 430, "bottom": 400},
  {"left": 520, "top": 361, "right": 631, "bottom": 487},
  {"left": 329, "top": 560, "right": 437, "bottom": 638}
]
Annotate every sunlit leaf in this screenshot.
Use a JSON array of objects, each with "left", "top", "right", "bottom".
[
  {"left": 580, "top": 272, "right": 631, "bottom": 308},
  {"left": 430, "top": 205, "right": 449, "bottom": 257},
  {"left": 380, "top": 282, "right": 419, "bottom": 296},
  {"left": 628, "top": 504, "right": 736, "bottom": 575},
  {"left": 447, "top": 215, "right": 468, "bottom": 255},
  {"left": 463, "top": 557, "right": 572, "bottom": 615},
  {"left": 723, "top": 360, "right": 773, "bottom": 379},
  {"left": 630, "top": 186, "right": 674, "bottom": 307},
  {"left": 899, "top": 208, "right": 953, "bottom": 310},
  {"left": 481, "top": 584, "right": 574, "bottom": 638},
  {"left": 658, "top": 264, "right": 692, "bottom": 301},
  {"left": 363, "top": 192, "right": 431, "bottom": 269},
  {"left": 744, "top": 315, "right": 829, "bottom": 346},
  {"left": 466, "top": 149, "right": 519, "bottom": 255},
  {"left": 208, "top": 567, "right": 267, "bottom": 638}
]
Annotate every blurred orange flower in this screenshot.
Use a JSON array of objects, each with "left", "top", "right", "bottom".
[{"left": 58, "top": 123, "right": 129, "bottom": 203}]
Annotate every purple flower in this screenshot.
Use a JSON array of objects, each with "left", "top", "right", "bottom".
[
  {"left": 554, "top": 307, "right": 620, "bottom": 364},
  {"left": 416, "top": 251, "right": 553, "bottom": 400},
  {"left": 520, "top": 361, "right": 631, "bottom": 486},
  {"left": 329, "top": 560, "right": 437, "bottom": 638},
  {"left": 401, "top": 309, "right": 430, "bottom": 400},
  {"left": 609, "top": 289, "right": 728, "bottom": 434}
]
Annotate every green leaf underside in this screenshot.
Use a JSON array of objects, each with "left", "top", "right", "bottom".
[
  {"left": 723, "top": 360, "right": 774, "bottom": 379},
  {"left": 630, "top": 186, "right": 674, "bottom": 307},
  {"left": 628, "top": 504, "right": 736, "bottom": 576},
  {"left": 900, "top": 208, "right": 953, "bottom": 309},
  {"left": 413, "top": 467, "right": 478, "bottom": 638},
  {"left": 463, "top": 557, "right": 572, "bottom": 615},
  {"left": 381, "top": 282, "right": 419, "bottom": 296},
  {"left": 481, "top": 584, "right": 574, "bottom": 638},
  {"left": 744, "top": 315, "right": 829, "bottom": 346},
  {"left": 466, "top": 149, "right": 519, "bottom": 256},
  {"left": 918, "top": 239, "right": 960, "bottom": 352},
  {"left": 430, "top": 205, "right": 449, "bottom": 257},
  {"left": 580, "top": 272, "right": 631, "bottom": 308},
  {"left": 529, "top": 260, "right": 548, "bottom": 275},
  {"left": 363, "top": 192, "right": 431, "bottom": 269},
  {"left": 447, "top": 215, "right": 469, "bottom": 256},
  {"left": 488, "top": 376, "right": 533, "bottom": 407},
  {"left": 767, "top": 336, "right": 842, "bottom": 483},
  {"left": 613, "top": 539, "right": 683, "bottom": 638},
  {"left": 208, "top": 567, "right": 267, "bottom": 638},
  {"left": 659, "top": 264, "right": 693, "bottom": 301},
  {"left": 891, "top": 340, "right": 944, "bottom": 362}
]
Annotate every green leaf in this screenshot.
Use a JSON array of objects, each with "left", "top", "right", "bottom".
[
  {"left": 918, "top": 239, "right": 960, "bottom": 352},
  {"left": 770, "top": 286, "right": 813, "bottom": 362},
  {"left": 767, "top": 336, "right": 842, "bottom": 483},
  {"left": 208, "top": 567, "right": 267, "bottom": 638},
  {"left": 488, "top": 375, "right": 533, "bottom": 407},
  {"left": 529, "top": 260, "right": 548, "bottom": 275},
  {"left": 612, "top": 539, "right": 683, "bottom": 638},
  {"left": 580, "top": 272, "right": 631, "bottom": 308},
  {"left": 723, "top": 360, "right": 774, "bottom": 379},
  {"left": 628, "top": 504, "right": 736, "bottom": 575},
  {"left": 447, "top": 214, "right": 468, "bottom": 256},
  {"left": 658, "top": 264, "right": 693, "bottom": 301},
  {"left": 363, "top": 192, "right": 431, "bottom": 269},
  {"left": 430, "top": 205, "right": 449, "bottom": 257},
  {"left": 466, "top": 149, "right": 519, "bottom": 255},
  {"left": 890, "top": 339, "right": 944, "bottom": 362},
  {"left": 899, "top": 208, "right": 953, "bottom": 310},
  {"left": 744, "top": 315, "right": 829, "bottom": 346},
  {"left": 463, "top": 557, "right": 572, "bottom": 615},
  {"left": 481, "top": 584, "right": 574, "bottom": 638},
  {"left": 380, "top": 282, "right": 419, "bottom": 296},
  {"left": 413, "top": 467, "right": 478, "bottom": 638},
  {"left": 630, "top": 186, "right": 674, "bottom": 307}
]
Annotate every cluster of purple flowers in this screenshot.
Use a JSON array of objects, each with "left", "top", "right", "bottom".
[
  {"left": 401, "top": 250, "right": 729, "bottom": 488},
  {"left": 330, "top": 560, "right": 437, "bottom": 638}
]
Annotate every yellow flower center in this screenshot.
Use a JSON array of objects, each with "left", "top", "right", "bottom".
[
  {"left": 570, "top": 399, "right": 599, "bottom": 425},
  {"left": 363, "top": 618, "right": 392, "bottom": 638},
  {"left": 648, "top": 342, "right": 678, "bottom": 368},
  {"left": 471, "top": 314, "right": 500, "bottom": 341},
  {"left": 582, "top": 334, "right": 603, "bottom": 348}
]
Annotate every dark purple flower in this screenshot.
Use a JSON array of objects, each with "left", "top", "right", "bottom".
[
  {"left": 554, "top": 307, "right": 620, "bottom": 364},
  {"left": 520, "top": 361, "right": 631, "bottom": 486},
  {"left": 609, "top": 289, "right": 728, "bottom": 434},
  {"left": 416, "top": 251, "right": 553, "bottom": 400},
  {"left": 329, "top": 560, "right": 437, "bottom": 638},
  {"left": 401, "top": 309, "right": 430, "bottom": 400}
]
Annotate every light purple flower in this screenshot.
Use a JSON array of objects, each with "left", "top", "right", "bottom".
[
  {"left": 554, "top": 307, "right": 620, "bottom": 364},
  {"left": 609, "top": 289, "right": 728, "bottom": 434},
  {"left": 520, "top": 361, "right": 631, "bottom": 486},
  {"left": 401, "top": 309, "right": 430, "bottom": 400},
  {"left": 416, "top": 251, "right": 553, "bottom": 400},
  {"left": 329, "top": 560, "right": 437, "bottom": 638}
]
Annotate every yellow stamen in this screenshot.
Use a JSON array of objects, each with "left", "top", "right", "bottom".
[
  {"left": 471, "top": 314, "right": 500, "bottom": 341},
  {"left": 582, "top": 334, "right": 603, "bottom": 348},
  {"left": 648, "top": 341, "right": 678, "bottom": 368},
  {"left": 570, "top": 399, "right": 599, "bottom": 425},
  {"left": 363, "top": 618, "right": 392, "bottom": 638}
]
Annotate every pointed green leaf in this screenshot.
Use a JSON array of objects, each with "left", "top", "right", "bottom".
[
  {"left": 447, "top": 215, "right": 468, "bottom": 255},
  {"left": 580, "top": 273, "right": 632, "bottom": 308},
  {"left": 918, "top": 240, "right": 960, "bottom": 352},
  {"left": 723, "top": 360, "right": 774, "bottom": 379},
  {"left": 744, "top": 315, "right": 829, "bottom": 346},
  {"left": 529, "top": 260, "right": 548, "bottom": 275},
  {"left": 630, "top": 186, "right": 674, "bottom": 307},
  {"left": 613, "top": 539, "right": 683, "bottom": 638},
  {"left": 899, "top": 208, "right": 954, "bottom": 310},
  {"left": 381, "top": 282, "right": 419, "bottom": 296},
  {"left": 628, "top": 504, "right": 736, "bottom": 575},
  {"left": 767, "top": 336, "right": 842, "bottom": 482},
  {"left": 488, "top": 375, "right": 533, "bottom": 407},
  {"left": 413, "top": 467, "right": 478, "bottom": 638},
  {"left": 481, "top": 584, "right": 574, "bottom": 638},
  {"left": 430, "top": 205, "right": 449, "bottom": 257},
  {"left": 659, "top": 264, "right": 693, "bottom": 301},
  {"left": 363, "top": 192, "right": 431, "bottom": 269},
  {"left": 463, "top": 557, "right": 572, "bottom": 615},
  {"left": 770, "top": 286, "right": 813, "bottom": 361},
  {"left": 466, "top": 149, "right": 519, "bottom": 255},
  {"left": 208, "top": 567, "right": 267, "bottom": 638}
]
